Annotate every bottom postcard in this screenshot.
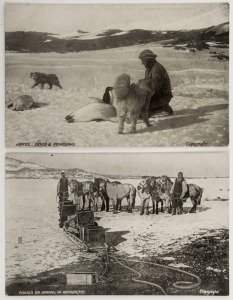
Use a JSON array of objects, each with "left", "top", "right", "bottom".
[{"left": 5, "top": 152, "right": 229, "bottom": 295}]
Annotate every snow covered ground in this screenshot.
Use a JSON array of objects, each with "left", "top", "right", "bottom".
[
  {"left": 5, "top": 44, "right": 229, "bottom": 147},
  {"left": 5, "top": 177, "right": 229, "bottom": 284}
]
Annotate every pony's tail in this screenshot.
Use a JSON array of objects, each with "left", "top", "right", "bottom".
[
  {"left": 197, "top": 188, "right": 203, "bottom": 205},
  {"left": 114, "top": 73, "right": 131, "bottom": 99}
]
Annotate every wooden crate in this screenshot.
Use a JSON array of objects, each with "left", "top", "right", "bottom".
[
  {"left": 61, "top": 204, "right": 76, "bottom": 218},
  {"left": 66, "top": 272, "right": 98, "bottom": 285},
  {"left": 76, "top": 211, "right": 95, "bottom": 226},
  {"left": 85, "top": 226, "right": 105, "bottom": 243}
]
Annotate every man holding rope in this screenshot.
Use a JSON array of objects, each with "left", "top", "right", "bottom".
[
  {"left": 170, "top": 172, "right": 188, "bottom": 215},
  {"left": 57, "top": 170, "right": 69, "bottom": 203}
]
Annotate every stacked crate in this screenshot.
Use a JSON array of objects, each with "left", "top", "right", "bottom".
[{"left": 76, "top": 211, "right": 105, "bottom": 244}]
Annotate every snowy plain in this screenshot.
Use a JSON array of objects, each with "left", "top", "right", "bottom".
[{"left": 5, "top": 44, "right": 229, "bottom": 147}]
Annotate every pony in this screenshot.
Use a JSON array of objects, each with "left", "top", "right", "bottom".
[
  {"left": 99, "top": 179, "right": 136, "bottom": 214},
  {"left": 68, "top": 179, "right": 98, "bottom": 211},
  {"left": 137, "top": 176, "right": 165, "bottom": 215},
  {"left": 181, "top": 183, "right": 203, "bottom": 213},
  {"left": 154, "top": 176, "right": 203, "bottom": 214},
  {"left": 94, "top": 178, "right": 124, "bottom": 212},
  {"left": 150, "top": 175, "right": 173, "bottom": 214}
]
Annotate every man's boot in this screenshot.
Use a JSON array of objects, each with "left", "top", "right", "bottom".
[{"left": 164, "top": 104, "right": 174, "bottom": 116}]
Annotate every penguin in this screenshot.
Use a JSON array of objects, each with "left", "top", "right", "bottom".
[{"left": 103, "top": 86, "right": 114, "bottom": 105}]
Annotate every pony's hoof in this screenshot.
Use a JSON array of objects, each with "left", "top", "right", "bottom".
[
  {"left": 130, "top": 130, "right": 137, "bottom": 134},
  {"left": 140, "top": 212, "right": 144, "bottom": 215},
  {"left": 128, "top": 209, "right": 132, "bottom": 213},
  {"left": 113, "top": 210, "right": 117, "bottom": 214},
  {"left": 146, "top": 211, "right": 149, "bottom": 215},
  {"left": 118, "top": 130, "right": 123, "bottom": 134}
]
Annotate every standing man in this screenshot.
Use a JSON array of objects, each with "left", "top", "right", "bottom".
[
  {"left": 138, "top": 49, "right": 173, "bottom": 117},
  {"left": 170, "top": 172, "right": 188, "bottom": 215},
  {"left": 57, "top": 170, "right": 69, "bottom": 203}
]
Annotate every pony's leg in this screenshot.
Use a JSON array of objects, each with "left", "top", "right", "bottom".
[
  {"left": 145, "top": 199, "right": 150, "bottom": 215},
  {"left": 100, "top": 195, "right": 105, "bottom": 211},
  {"left": 77, "top": 196, "right": 81, "bottom": 211},
  {"left": 161, "top": 200, "right": 164, "bottom": 213},
  {"left": 105, "top": 194, "right": 110, "bottom": 212},
  {"left": 152, "top": 197, "right": 155, "bottom": 214},
  {"left": 164, "top": 195, "right": 169, "bottom": 213},
  {"left": 169, "top": 196, "right": 172, "bottom": 213},
  {"left": 156, "top": 200, "right": 159, "bottom": 214},
  {"left": 128, "top": 196, "right": 132, "bottom": 213},
  {"left": 86, "top": 194, "right": 91, "bottom": 211},
  {"left": 94, "top": 194, "right": 99, "bottom": 212},
  {"left": 166, "top": 196, "right": 172, "bottom": 214},
  {"left": 119, "top": 199, "right": 123, "bottom": 211},
  {"left": 197, "top": 189, "right": 203, "bottom": 205},
  {"left": 118, "top": 114, "right": 126, "bottom": 134},
  {"left": 116, "top": 199, "right": 122, "bottom": 211},
  {"left": 92, "top": 194, "right": 98, "bottom": 212},
  {"left": 111, "top": 198, "right": 117, "bottom": 214},
  {"left": 140, "top": 199, "right": 145, "bottom": 215},
  {"left": 82, "top": 195, "right": 85, "bottom": 210},
  {"left": 189, "top": 197, "right": 197, "bottom": 213}
]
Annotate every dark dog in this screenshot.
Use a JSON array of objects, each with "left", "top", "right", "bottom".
[{"left": 30, "top": 72, "right": 62, "bottom": 89}]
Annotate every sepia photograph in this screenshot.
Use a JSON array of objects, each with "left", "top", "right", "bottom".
[
  {"left": 5, "top": 152, "right": 229, "bottom": 295},
  {"left": 5, "top": 2, "right": 229, "bottom": 147}
]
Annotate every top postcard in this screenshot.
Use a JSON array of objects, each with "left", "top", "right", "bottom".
[{"left": 5, "top": 3, "right": 229, "bottom": 148}]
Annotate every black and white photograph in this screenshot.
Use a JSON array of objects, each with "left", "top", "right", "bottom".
[
  {"left": 5, "top": 152, "right": 229, "bottom": 296},
  {"left": 5, "top": 2, "right": 229, "bottom": 147}
]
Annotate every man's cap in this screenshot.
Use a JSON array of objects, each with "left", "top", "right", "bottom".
[
  {"left": 178, "top": 172, "right": 183, "bottom": 176},
  {"left": 138, "top": 49, "right": 157, "bottom": 60},
  {"left": 61, "top": 170, "right": 65, "bottom": 174}
]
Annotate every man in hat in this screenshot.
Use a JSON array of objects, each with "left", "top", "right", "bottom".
[
  {"left": 57, "top": 170, "right": 69, "bottom": 203},
  {"left": 138, "top": 49, "right": 173, "bottom": 117},
  {"left": 170, "top": 172, "right": 188, "bottom": 215}
]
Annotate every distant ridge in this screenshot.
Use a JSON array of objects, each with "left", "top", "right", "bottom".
[
  {"left": 5, "top": 157, "right": 229, "bottom": 180},
  {"left": 5, "top": 22, "right": 229, "bottom": 53}
]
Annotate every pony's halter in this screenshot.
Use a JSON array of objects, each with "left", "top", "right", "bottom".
[
  {"left": 69, "top": 179, "right": 77, "bottom": 193},
  {"left": 138, "top": 179, "right": 151, "bottom": 194},
  {"left": 99, "top": 181, "right": 106, "bottom": 193}
]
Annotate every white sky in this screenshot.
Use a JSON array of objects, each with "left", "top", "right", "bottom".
[
  {"left": 6, "top": 152, "right": 229, "bottom": 178},
  {"left": 5, "top": 3, "right": 229, "bottom": 34}
]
